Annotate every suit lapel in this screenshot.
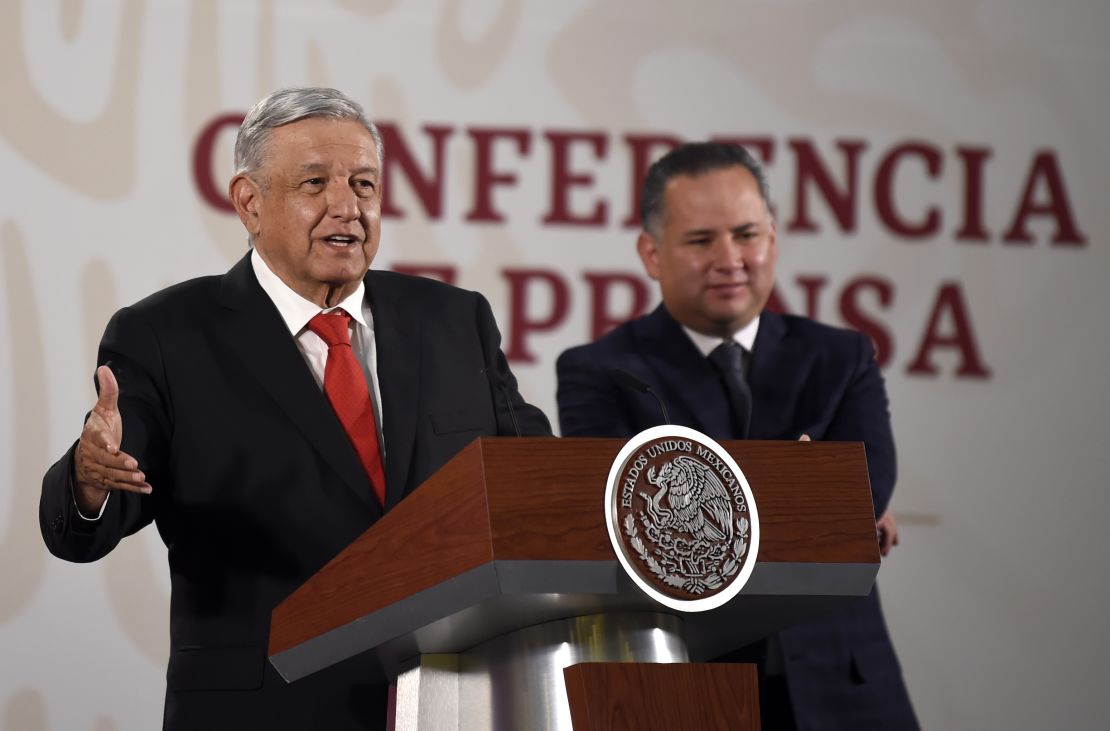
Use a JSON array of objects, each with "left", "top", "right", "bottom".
[
  {"left": 632, "top": 305, "right": 735, "bottom": 439},
  {"left": 364, "top": 272, "right": 421, "bottom": 509},
  {"left": 216, "top": 254, "right": 380, "bottom": 515},
  {"left": 747, "top": 311, "right": 812, "bottom": 439}
]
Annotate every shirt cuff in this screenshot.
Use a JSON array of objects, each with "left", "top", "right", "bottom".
[{"left": 73, "top": 490, "right": 109, "bottom": 521}]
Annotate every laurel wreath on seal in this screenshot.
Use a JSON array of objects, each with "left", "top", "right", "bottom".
[{"left": 624, "top": 513, "right": 750, "bottom": 595}]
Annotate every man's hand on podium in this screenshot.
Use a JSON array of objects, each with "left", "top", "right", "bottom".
[{"left": 876, "top": 509, "right": 899, "bottom": 557}]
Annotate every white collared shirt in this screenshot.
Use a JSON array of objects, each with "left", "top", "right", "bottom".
[
  {"left": 250, "top": 250, "right": 385, "bottom": 440},
  {"left": 682, "top": 315, "right": 760, "bottom": 360},
  {"left": 77, "top": 254, "right": 386, "bottom": 523},
  {"left": 77, "top": 253, "right": 387, "bottom": 521}
]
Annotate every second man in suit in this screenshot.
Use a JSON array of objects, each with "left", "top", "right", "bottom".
[{"left": 557, "top": 142, "right": 918, "bottom": 730}]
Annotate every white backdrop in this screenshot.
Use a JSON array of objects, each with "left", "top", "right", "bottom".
[{"left": 2, "top": 1, "right": 1108, "bottom": 728}]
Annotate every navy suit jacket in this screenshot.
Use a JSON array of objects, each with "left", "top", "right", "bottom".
[
  {"left": 40, "top": 253, "right": 550, "bottom": 730},
  {"left": 557, "top": 304, "right": 917, "bottom": 730}
]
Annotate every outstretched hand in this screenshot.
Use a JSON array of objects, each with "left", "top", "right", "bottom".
[{"left": 73, "top": 365, "right": 151, "bottom": 515}]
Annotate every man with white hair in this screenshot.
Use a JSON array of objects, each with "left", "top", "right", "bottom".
[{"left": 40, "top": 87, "right": 550, "bottom": 729}]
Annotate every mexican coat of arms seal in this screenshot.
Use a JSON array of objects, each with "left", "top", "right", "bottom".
[{"left": 605, "top": 425, "right": 760, "bottom": 612}]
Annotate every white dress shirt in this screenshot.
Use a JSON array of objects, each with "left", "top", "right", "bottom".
[
  {"left": 250, "top": 250, "right": 385, "bottom": 449},
  {"left": 682, "top": 315, "right": 760, "bottom": 359},
  {"left": 77, "top": 253, "right": 386, "bottom": 521}
]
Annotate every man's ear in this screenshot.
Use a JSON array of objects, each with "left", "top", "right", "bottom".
[
  {"left": 636, "top": 231, "right": 662, "bottom": 281},
  {"left": 229, "top": 174, "right": 263, "bottom": 238},
  {"left": 767, "top": 213, "right": 779, "bottom": 262}
]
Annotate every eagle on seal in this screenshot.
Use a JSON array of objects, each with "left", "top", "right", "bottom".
[{"left": 643, "top": 455, "right": 733, "bottom": 543}]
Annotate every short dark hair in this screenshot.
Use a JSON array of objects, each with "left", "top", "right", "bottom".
[{"left": 640, "top": 142, "right": 770, "bottom": 236}]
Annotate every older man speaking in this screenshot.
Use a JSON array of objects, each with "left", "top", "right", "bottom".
[{"left": 40, "top": 87, "right": 550, "bottom": 730}]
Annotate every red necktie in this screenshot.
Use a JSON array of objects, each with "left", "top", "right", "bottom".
[{"left": 307, "top": 310, "right": 386, "bottom": 506}]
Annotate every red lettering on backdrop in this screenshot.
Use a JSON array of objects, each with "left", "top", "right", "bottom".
[
  {"left": 875, "top": 142, "right": 943, "bottom": 238},
  {"left": 786, "top": 138, "right": 867, "bottom": 234},
  {"left": 621, "top": 134, "right": 684, "bottom": 227},
  {"left": 389, "top": 263, "right": 458, "bottom": 285},
  {"left": 763, "top": 286, "right": 790, "bottom": 315},
  {"left": 1002, "top": 151, "right": 1088, "bottom": 246},
  {"left": 465, "top": 128, "right": 532, "bottom": 223},
  {"left": 361, "top": 262, "right": 1005, "bottom": 381},
  {"left": 713, "top": 135, "right": 778, "bottom": 218},
  {"left": 190, "top": 116, "right": 1088, "bottom": 258},
  {"left": 795, "top": 275, "right": 829, "bottom": 320},
  {"left": 542, "top": 131, "right": 609, "bottom": 226},
  {"left": 192, "top": 113, "right": 244, "bottom": 213},
  {"left": 503, "top": 269, "right": 570, "bottom": 362},
  {"left": 839, "top": 277, "right": 895, "bottom": 368},
  {"left": 955, "top": 146, "right": 992, "bottom": 242},
  {"left": 584, "top": 272, "right": 651, "bottom": 340},
  {"left": 378, "top": 123, "right": 453, "bottom": 220},
  {"left": 907, "top": 282, "right": 991, "bottom": 378}
]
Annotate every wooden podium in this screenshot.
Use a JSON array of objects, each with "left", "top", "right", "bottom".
[{"left": 269, "top": 437, "right": 879, "bottom": 730}]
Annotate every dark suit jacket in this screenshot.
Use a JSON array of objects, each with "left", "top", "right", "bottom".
[
  {"left": 40, "top": 253, "right": 550, "bottom": 730},
  {"left": 557, "top": 304, "right": 917, "bottom": 731}
]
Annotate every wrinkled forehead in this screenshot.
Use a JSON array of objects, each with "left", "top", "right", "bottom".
[{"left": 265, "top": 117, "right": 379, "bottom": 168}]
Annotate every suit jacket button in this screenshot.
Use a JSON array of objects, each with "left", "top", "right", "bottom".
[{"left": 52, "top": 514, "right": 64, "bottom": 532}]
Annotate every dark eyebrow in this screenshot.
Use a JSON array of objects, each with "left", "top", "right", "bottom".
[
  {"left": 682, "top": 228, "right": 715, "bottom": 239},
  {"left": 681, "top": 222, "right": 759, "bottom": 239}
]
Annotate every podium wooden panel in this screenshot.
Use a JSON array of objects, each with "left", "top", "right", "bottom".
[
  {"left": 268, "top": 436, "right": 879, "bottom": 729},
  {"left": 564, "top": 663, "right": 760, "bottom": 731}
]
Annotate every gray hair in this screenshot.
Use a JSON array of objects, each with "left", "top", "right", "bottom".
[
  {"left": 640, "top": 142, "right": 771, "bottom": 238},
  {"left": 233, "top": 87, "right": 384, "bottom": 177}
]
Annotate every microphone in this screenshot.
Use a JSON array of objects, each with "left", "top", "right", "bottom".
[
  {"left": 609, "top": 368, "right": 670, "bottom": 425},
  {"left": 483, "top": 366, "right": 523, "bottom": 437},
  {"left": 497, "top": 382, "right": 523, "bottom": 438}
]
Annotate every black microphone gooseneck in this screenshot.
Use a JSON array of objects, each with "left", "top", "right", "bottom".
[
  {"left": 497, "top": 382, "right": 523, "bottom": 437},
  {"left": 609, "top": 368, "right": 670, "bottom": 425}
]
